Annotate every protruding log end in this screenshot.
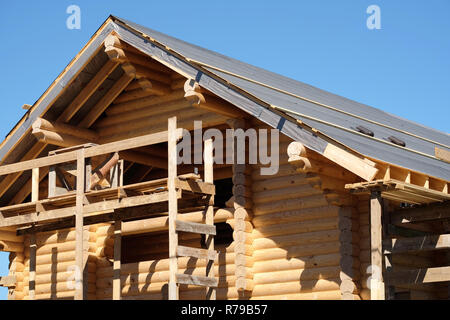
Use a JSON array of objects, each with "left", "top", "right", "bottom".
[
  {"left": 105, "top": 46, "right": 127, "bottom": 63},
  {"left": 288, "top": 155, "right": 312, "bottom": 171},
  {"left": 287, "top": 141, "right": 307, "bottom": 158},
  {"left": 137, "top": 78, "right": 153, "bottom": 92},
  {"left": 184, "top": 79, "right": 205, "bottom": 105},
  {"left": 104, "top": 33, "right": 122, "bottom": 49},
  {"left": 120, "top": 62, "right": 136, "bottom": 77}
]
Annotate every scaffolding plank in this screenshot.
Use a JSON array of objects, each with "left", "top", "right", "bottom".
[
  {"left": 384, "top": 234, "right": 450, "bottom": 254},
  {"left": 386, "top": 266, "right": 450, "bottom": 285},
  {"left": 176, "top": 274, "right": 218, "bottom": 287},
  {"left": 176, "top": 245, "right": 217, "bottom": 261},
  {"left": 175, "top": 178, "right": 215, "bottom": 195},
  {"left": 175, "top": 220, "right": 216, "bottom": 235},
  {"left": 0, "top": 190, "right": 175, "bottom": 228}
]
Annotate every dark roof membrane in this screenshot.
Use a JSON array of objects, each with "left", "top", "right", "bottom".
[{"left": 113, "top": 16, "right": 450, "bottom": 181}]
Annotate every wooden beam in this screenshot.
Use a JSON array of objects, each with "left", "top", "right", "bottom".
[
  {"left": 175, "top": 179, "right": 215, "bottom": 195},
  {"left": 370, "top": 191, "right": 385, "bottom": 300},
  {"left": 176, "top": 274, "right": 218, "bottom": 287},
  {"left": 391, "top": 201, "right": 450, "bottom": 224},
  {"left": 386, "top": 266, "right": 450, "bottom": 285},
  {"left": 74, "top": 148, "right": 86, "bottom": 300},
  {"left": 168, "top": 116, "right": 178, "bottom": 300},
  {"left": 32, "top": 128, "right": 91, "bottom": 148},
  {"left": 58, "top": 59, "right": 119, "bottom": 123},
  {"left": 113, "top": 220, "right": 122, "bottom": 300},
  {"left": 323, "top": 143, "right": 378, "bottom": 182},
  {"left": 90, "top": 152, "right": 119, "bottom": 189},
  {"left": 176, "top": 245, "right": 217, "bottom": 261},
  {"left": 0, "top": 129, "right": 182, "bottom": 176},
  {"left": 199, "top": 95, "right": 247, "bottom": 119},
  {"left": 0, "top": 142, "right": 47, "bottom": 199},
  {"left": 9, "top": 167, "right": 49, "bottom": 205},
  {"left": 204, "top": 137, "right": 216, "bottom": 300},
  {"left": 175, "top": 220, "right": 216, "bottom": 235},
  {"left": 119, "top": 150, "right": 167, "bottom": 169},
  {"left": 16, "top": 195, "right": 204, "bottom": 235},
  {"left": 31, "top": 167, "right": 39, "bottom": 202},
  {"left": 435, "top": 147, "right": 450, "bottom": 164},
  {"left": 33, "top": 118, "right": 99, "bottom": 142},
  {"left": 79, "top": 73, "right": 134, "bottom": 128},
  {"left": 0, "top": 275, "right": 16, "bottom": 288},
  {"left": 0, "top": 190, "right": 177, "bottom": 228},
  {"left": 384, "top": 234, "right": 450, "bottom": 254},
  {"left": 121, "top": 208, "right": 233, "bottom": 236}
]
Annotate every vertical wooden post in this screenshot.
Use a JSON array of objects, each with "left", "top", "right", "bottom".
[
  {"left": 168, "top": 116, "right": 179, "bottom": 300},
  {"left": 84, "top": 158, "right": 92, "bottom": 192},
  {"left": 118, "top": 159, "right": 124, "bottom": 187},
  {"left": 113, "top": 220, "right": 122, "bottom": 300},
  {"left": 204, "top": 138, "right": 216, "bottom": 300},
  {"left": 31, "top": 168, "right": 39, "bottom": 202},
  {"left": 370, "top": 191, "right": 385, "bottom": 300},
  {"left": 75, "top": 149, "right": 86, "bottom": 300},
  {"left": 30, "top": 167, "right": 39, "bottom": 300},
  {"left": 382, "top": 199, "right": 395, "bottom": 300},
  {"left": 48, "top": 166, "right": 56, "bottom": 197},
  {"left": 29, "top": 232, "right": 36, "bottom": 300}
]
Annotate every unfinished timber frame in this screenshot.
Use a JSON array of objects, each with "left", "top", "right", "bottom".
[
  {"left": 0, "top": 16, "right": 449, "bottom": 300},
  {"left": 0, "top": 117, "right": 219, "bottom": 300}
]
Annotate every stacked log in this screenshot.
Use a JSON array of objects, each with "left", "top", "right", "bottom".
[
  {"left": 95, "top": 242, "right": 243, "bottom": 300},
  {"left": 249, "top": 133, "right": 346, "bottom": 300},
  {"left": 0, "top": 227, "right": 25, "bottom": 300},
  {"left": 338, "top": 207, "right": 361, "bottom": 300},
  {"left": 21, "top": 226, "right": 98, "bottom": 300},
  {"left": 227, "top": 118, "right": 254, "bottom": 294},
  {"left": 0, "top": 228, "right": 24, "bottom": 253},
  {"left": 94, "top": 210, "right": 242, "bottom": 300}
]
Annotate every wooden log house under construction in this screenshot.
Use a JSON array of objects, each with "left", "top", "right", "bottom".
[{"left": 0, "top": 16, "right": 449, "bottom": 300}]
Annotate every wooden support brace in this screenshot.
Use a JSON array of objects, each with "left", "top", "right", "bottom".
[
  {"left": 175, "top": 220, "right": 216, "bottom": 235},
  {"left": 0, "top": 275, "right": 16, "bottom": 288},
  {"left": 74, "top": 148, "right": 87, "bottom": 300},
  {"left": 370, "top": 191, "right": 385, "bottom": 300},
  {"left": 176, "top": 274, "right": 218, "bottom": 287},
  {"left": 113, "top": 220, "right": 122, "bottom": 300},
  {"left": 168, "top": 116, "right": 179, "bottom": 300},
  {"left": 204, "top": 137, "right": 216, "bottom": 300}
]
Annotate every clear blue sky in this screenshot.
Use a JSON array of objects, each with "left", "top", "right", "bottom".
[{"left": 0, "top": 1, "right": 449, "bottom": 300}]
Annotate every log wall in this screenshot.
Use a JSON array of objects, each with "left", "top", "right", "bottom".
[
  {"left": 248, "top": 133, "right": 357, "bottom": 300},
  {"left": 19, "top": 226, "right": 98, "bottom": 300}
]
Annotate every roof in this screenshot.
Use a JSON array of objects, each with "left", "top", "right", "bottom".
[
  {"left": 0, "top": 15, "right": 449, "bottom": 182},
  {"left": 113, "top": 17, "right": 450, "bottom": 181}
]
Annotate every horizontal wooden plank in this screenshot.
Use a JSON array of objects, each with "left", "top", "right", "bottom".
[
  {"left": 176, "top": 274, "right": 218, "bottom": 287},
  {"left": 175, "top": 220, "right": 216, "bottom": 235},
  {"left": 386, "top": 266, "right": 450, "bottom": 285},
  {"left": 0, "top": 190, "right": 181, "bottom": 228},
  {"left": 0, "top": 129, "right": 182, "bottom": 176},
  {"left": 17, "top": 196, "right": 209, "bottom": 235},
  {"left": 391, "top": 201, "right": 450, "bottom": 224},
  {"left": 176, "top": 245, "right": 217, "bottom": 261},
  {"left": 384, "top": 234, "right": 450, "bottom": 254},
  {"left": 0, "top": 275, "right": 16, "bottom": 287},
  {"left": 175, "top": 179, "right": 215, "bottom": 195}
]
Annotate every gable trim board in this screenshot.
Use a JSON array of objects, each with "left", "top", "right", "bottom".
[{"left": 0, "top": 15, "right": 449, "bottom": 183}]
